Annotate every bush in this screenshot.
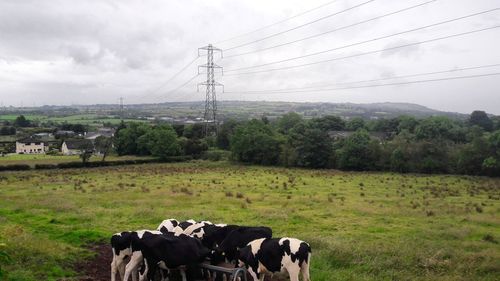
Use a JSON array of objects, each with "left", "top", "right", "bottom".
[
  {"left": 34, "top": 164, "right": 58, "bottom": 170},
  {"left": 0, "top": 164, "right": 31, "bottom": 171},
  {"left": 201, "top": 150, "right": 231, "bottom": 161},
  {"left": 56, "top": 162, "right": 86, "bottom": 169}
]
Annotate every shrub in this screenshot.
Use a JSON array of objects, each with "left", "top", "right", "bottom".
[
  {"left": 34, "top": 164, "right": 58, "bottom": 170},
  {"left": 202, "top": 150, "right": 231, "bottom": 161},
  {"left": 0, "top": 164, "right": 31, "bottom": 171},
  {"left": 56, "top": 162, "right": 86, "bottom": 169}
]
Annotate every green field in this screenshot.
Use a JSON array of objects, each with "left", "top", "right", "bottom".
[
  {"left": 0, "top": 161, "right": 498, "bottom": 280},
  {"left": 0, "top": 154, "right": 154, "bottom": 167},
  {"left": 0, "top": 114, "right": 145, "bottom": 125}
]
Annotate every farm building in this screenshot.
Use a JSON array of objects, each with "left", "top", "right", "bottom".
[
  {"left": 61, "top": 139, "right": 94, "bottom": 155},
  {"left": 84, "top": 127, "right": 115, "bottom": 140},
  {"left": 15, "top": 137, "right": 49, "bottom": 154}
]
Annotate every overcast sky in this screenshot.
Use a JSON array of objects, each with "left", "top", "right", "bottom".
[{"left": 0, "top": 0, "right": 499, "bottom": 114}]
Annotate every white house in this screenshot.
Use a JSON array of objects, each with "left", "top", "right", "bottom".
[
  {"left": 16, "top": 138, "right": 49, "bottom": 154},
  {"left": 61, "top": 139, "right": 94, "bottom": 155}
]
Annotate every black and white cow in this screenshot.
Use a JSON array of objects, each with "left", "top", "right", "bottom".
[
  {"left": 120, "top": 230, "right": 164, "bottom": 281},
  {"left": 168, "top": 219, "right": 198, "bottom": 235},
  {"left": 238, "top": 237, "right": 311, "bottom": 281},
  {"left": 111, "top": 230, "right": 162, "bottom": 281},
  {"left": 139, "top": 233, "right": 211, "bottom": 281},
  {"left": 212, "top": 226, "right": 273, "bottom": 264},
  {"left": 199, "top": 224, "right": 238, "bottom": 249},
  {"left": 156, "top": 218, "right": 179, "bottom": 234},
  {"left": 181, "top": 220, "right": 212, "bottom": 237}
]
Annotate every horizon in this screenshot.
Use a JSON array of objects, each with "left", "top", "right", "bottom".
[{"left": 0, "top": 100, "right": 495, "bottom": 116}]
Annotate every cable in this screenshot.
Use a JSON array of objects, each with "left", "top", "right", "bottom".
[
  {"left": 163, "top": 74, "right": 200, "bottom": 96},
  {"left": 138, "top": 56, "right": 200, "bottom": 99},
  {"left": 224, "top": 0, "right": 437, "bottom": 58},
  {"left": 224, "top": 25, "right": 500, "bottom": 76},
  {"left": 224, "top": 0, "right": 376, "bottom": 51},
  {"left": 226, "top": 8, "right": 500, "bottom": 72},
  {"left": 225, "top": 72, "right": 500, "bottom": 95},
  {"left": 215, "top": 0, "right": 339, "bottom": 45},
  {"left": 224, "top": 63, "right": 500, "bottom": 93}
]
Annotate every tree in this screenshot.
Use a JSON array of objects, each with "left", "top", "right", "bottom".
[
  {"left": 216, "top": 119, "right": 238, "bottom": 150},
  {"left": 183, "top": 124, "right": 204, "bottom": 139},
  {"left": 291, "top": 125, "right": 333, "bottom": 168},
  {"left": 14, "top": 115, "right": 30, "bottom": 127},
  {"left": 61, "top": 123, "right": 86, "bottom": 134},
  {"left": 310, "top": 115, "right": 345, "bottom": 131},
  {"left": 346, "top": 117, "right": 365, "bottom": 131},
  {"left": 114, "top": 123, "right": 151, "bottom": 155},
  {"left": 470, "top": 110, "right": 493, "bottom": 131},
  {"left": 79, "top": 142, "right": 94, "bottom": 164},
  {"left": 390, "top": 148, "right": 409, "bottom": 173},
  {"left": 397, "top": 116, "right": 418, "bottom": 133},
  {"left": 368, "top": 118, "right": 399, "bottom": 132},
  {"left": 183, "top": 138, "right": 208, "bottom": 156},
  {"left": 230, "top": 120, "right": 283, "bottom": 165},
  {"left": 277, "top": 112, "right": 303, "bottom": 134},
  {"left": 415, "top": 117, "right": 461, "bottom": 141},
  {"left": 0, "top": 126, "right": 15, "bottom": 136},
  {"left": 137, "top": 125, "right": 181, "bottom": 159},
  {"left": 94, "top": 136, "right": 113, "bottom": 162},
  {"left": 336, "top": 129, "right": 379, "bottom": 170}
]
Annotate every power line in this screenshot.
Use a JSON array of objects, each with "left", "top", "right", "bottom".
[
  {"left": 224, "top": 0, "right": 376, "bottom": 51},
  {"left": 225, "top": 72, "right": 500, "bottom": 95},
  {"left": 224, "top": 25, "right": 500, "bottom": 76},
  {"left": 215, "top": 0, "right": 339, "bottom": 45},
  {"left": 163, "top": 74, "right": 200, "bottom": 96},
  {"left": 138, "top": 56, "right": 200, "bottom": 99},
  {"left": 224, "top": 63, "right": 500, "bottom": 93},
  {"left": 224, "top": 0, "right": 437, "bottom": 58},
  {"left": 225, "top": 8, "right": 500, "bottom": 72}
]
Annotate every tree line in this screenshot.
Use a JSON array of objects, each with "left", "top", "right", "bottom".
[{"left": 112, "top": 111, "right": 500, "bottom": 176}]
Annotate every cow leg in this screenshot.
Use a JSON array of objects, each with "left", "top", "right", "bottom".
[
  {"left": 145, "top": 258, "right": 157, "bottom": 281},
  {"left": 138, "top": 260, "right": 148, "bottom": 281},
  {"left": 123, "top": 251, "right": 143, "bottom": 281},
  {"left": 159, "top": 269, "right": 170, "bottom": 281},
  {"left": 180, "top": 269, "right": 187, "bottom": 281},
  {"left": 285, "top": 265, "right": 300, "bottom": 281},
  {"left": 111, "top": 256, "right": 118, "bottom": 281},
  {"left": 300, "top": 261, "right": 311, "bottom": 281}
]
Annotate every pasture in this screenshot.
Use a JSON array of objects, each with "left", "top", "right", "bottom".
[
  {"left": 0, "top": 161, "right": 498, "bottom": 281},
  {"left": 0, "top": 154, "right": 154, "bottom": 167},
  {"left": 0, "top": 114, "right": 144, "bottom": 125}
]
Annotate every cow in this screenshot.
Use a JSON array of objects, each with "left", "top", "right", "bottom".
[
  {"left": 198, "top": 224, "right": 238, "bottom": 249},
  {"left": 139, "top": 233, "right": 211, "bottom": 281},
  {"left": 120, "top": 230, "right": 163, "bottom": 281},
  {"left": 238, "top": 237, "right": 311, "bottom": 281},
  {"left": 111, "top": 230, "right": 162, "bottom": 281},
  {"left": 157, "top": 218, "right": 179, "bottom": 234},
  {"left": 169, "top": 219, "right": 198, "bottom": 235},
  {"left": 211, "top": 226, "right": 272, "bottom": 264}
]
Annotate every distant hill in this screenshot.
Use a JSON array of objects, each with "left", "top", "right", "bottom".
[{"left": 0, "top": 101, "right": 469, "bottom": 121}]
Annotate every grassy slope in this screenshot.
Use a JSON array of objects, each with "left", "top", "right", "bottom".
[
  {"left": 0, "top": 154, "right": 154, "bottom": 167},
  {"left": 0, "top": 161, "right": 498, "bottom": 281},
  {"left": 0, "top": 114, "right": 143, "bottom": 125}
]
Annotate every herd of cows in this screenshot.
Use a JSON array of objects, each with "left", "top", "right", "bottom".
[{"left": 110, "top": 219, "right": 312, "bottom": 281}]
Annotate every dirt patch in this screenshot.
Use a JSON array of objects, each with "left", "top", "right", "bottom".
[{"left": 75, "top": 243, "right": 112, "bottom": 281}]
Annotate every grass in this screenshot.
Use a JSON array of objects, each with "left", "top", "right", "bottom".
[
  {"left": 0, "top": 161, "right": 498, "bottom": 280},
  {"left": 0, "top": 154, "right": 154, "bottom": 167},
  {"left": 0, "top": 114, "right": 145, "bottom": 125}
]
